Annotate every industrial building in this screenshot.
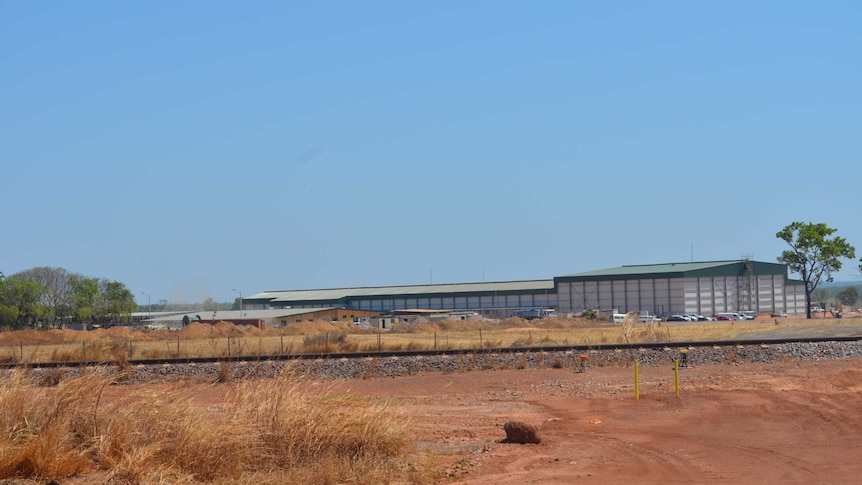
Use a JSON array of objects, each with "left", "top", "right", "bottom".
[
  {"left": 245, "top": 259, "right": 807, "bottom": 318},
  {"left": 555, "top": 260, "right": 806, "bottom": 316}
]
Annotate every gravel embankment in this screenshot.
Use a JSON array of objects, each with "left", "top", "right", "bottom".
[{"left": 20, "top": 340, "right": 862, "bottom": 384}]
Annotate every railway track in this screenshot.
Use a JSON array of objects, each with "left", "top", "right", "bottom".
[{"left": 5, "top": 334, "right": 862, "bottom": 369}]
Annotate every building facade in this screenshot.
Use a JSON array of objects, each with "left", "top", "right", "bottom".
[{"left": 244, "top": 260, "right": 807, "bottom": 318}]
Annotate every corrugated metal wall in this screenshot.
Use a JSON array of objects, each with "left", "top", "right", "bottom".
[
  {"left": 341, "top": 292, "right": 558, "bottom": 312},
  {"left": 558, "top": 276, "right": 805, "bottom": 316}
]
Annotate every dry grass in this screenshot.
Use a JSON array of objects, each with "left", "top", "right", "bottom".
[
  {"left": 1, "top": 317, "right": 857, "bottom": 364},
  {"left": 0, "top": 368, "right": 410, "bottom": 484}
]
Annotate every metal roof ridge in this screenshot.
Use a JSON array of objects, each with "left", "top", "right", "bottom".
[
  {"left": 619, "top": 260, "right": 746, "bottom": 268},
  {"left": 260, "top": 279, "right": 554, "bottom": 293}
]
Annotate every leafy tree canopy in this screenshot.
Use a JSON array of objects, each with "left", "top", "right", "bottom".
[
  {"left": 836, "top": 286, "right": 860, "bottom": 307},
  {"left": 777, "top": 222, "right": 856, "bottom": 318}
]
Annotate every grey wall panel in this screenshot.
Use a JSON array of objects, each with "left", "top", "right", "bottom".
[
  {"left": 683, "top": 278, "right": 699, "bottom": 314},
  {"left": 625, "top": 280, "right": 639, "bottom": 313},
  {"left": 598, "top": 281, "right": 613, "bottom": 311},
  {"left": 638, "top": 279, "right": 656, "bottom": 315},
  {"left": 584, "top": 282, "right": 600, "bottom": 311},
  {"left": 557, "top": 283, "right": 572, "bottom": 312},
  {"left": 654, "top": 279, "right": 669, "bottom": 316},
  {"left": 725, "top": 278, "right": 739, "bottom": 311},
  {"left": 669, "top": 278, "right": 685, "bottom": 314},
  {"left": 611, "top": 280, "right": 626, "bottom": 311},
  {"left": 756, "top": 275, "right": 776, "bottom": 312},
  {"left": 698, "top": 278, "right": 715, "bottom": 315}
]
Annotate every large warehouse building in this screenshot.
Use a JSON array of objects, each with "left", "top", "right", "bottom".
[{"left": 245, "top": 259, "right": 807, "bottom": 318}]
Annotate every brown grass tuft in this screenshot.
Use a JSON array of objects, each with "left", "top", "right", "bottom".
[{"left": 0, "top": 367, "right": 410, "bottom": 484}]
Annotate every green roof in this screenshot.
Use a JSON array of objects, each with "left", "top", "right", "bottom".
[
  {"left": 248, "top": 280, "right": 555, "bottom": 304},
  {"left": 557, "top": 260, "right": 788, "bottom": 282}
]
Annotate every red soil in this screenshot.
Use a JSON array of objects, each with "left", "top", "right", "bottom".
[{"left": 83, "top": 356, "right": 862, "bottom": 484}]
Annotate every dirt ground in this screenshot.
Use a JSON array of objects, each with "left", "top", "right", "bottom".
[
  {"left": 101, "top": 356, "right": 862, "bottom": 484},
  {"left": 321, "top": 358, "right": 862, "bottom": 484}
]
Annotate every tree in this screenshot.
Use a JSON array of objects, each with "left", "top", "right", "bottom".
[
  {"left": 811, "top": 287, "right": 830, "bottom": 308},
  {"left": 71, "top": 277, "right": 100, "bottom": 325},
  {"left": 11, "top": 266, "right": 75, "bottom": 328},
  {"left": 776, "top": 222, "right": 856, "bottom": 319},
  {"left": 836, "top": 286, "right": 860, "bottom": 308},
  {"left": 102, "top": 280, "right": 136, "bottom": 324},
  {"left": 0, "top": 274, "right": 45, "bottom": 329}
]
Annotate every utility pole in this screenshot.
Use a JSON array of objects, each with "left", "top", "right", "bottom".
[{"left": 232, "top": 289, "right": 243, "bottom": 318}]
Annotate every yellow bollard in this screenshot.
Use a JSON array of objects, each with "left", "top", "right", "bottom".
[
  {"left": 674, "top": 359, "right": 680, "bottom": 398},
  {"left": 679, "top": 348, "right": 689, "bottom": 368},
  {"left": 634, "top": 360, "right": 640, "bottom": 400}
]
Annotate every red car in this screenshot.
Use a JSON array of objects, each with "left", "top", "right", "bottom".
[{"left": 715, "top": 315, "right": 734, "bottom": 321}]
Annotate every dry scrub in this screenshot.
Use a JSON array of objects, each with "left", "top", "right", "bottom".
[
  {"left": 1, "top": 316, "right": 856, "bottom": 365},
  {"left": 0, "top": 368, "right": 409, "bottom": 484}
]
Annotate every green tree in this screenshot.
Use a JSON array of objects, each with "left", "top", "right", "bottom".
[
  {"left": 71, "top": 277, "right": 100, "bottom": 325},
  {"left": 836, "top": 286, "right": 860, "bottom": 308},
  {"left": 102, "top": 280, "right": 136, "bottom": 324},
  {"left": 776, "top": 222, "right": 856, "bottom": 319},
  {"left": 0, "top": 275, "right": 45, "bottom": 329},
  {"left": 0, "top": 272, "right": 16, "bottom": 327},
  {"left": 11, "top": 266, "right": 75, "bottom": 328}
]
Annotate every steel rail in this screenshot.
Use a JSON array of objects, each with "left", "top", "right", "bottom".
[{"left": 3, "top": 334, "right": 862, "bottom": 369}]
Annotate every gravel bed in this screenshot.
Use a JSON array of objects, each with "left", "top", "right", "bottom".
[{"left": 18, "top": 340, "right": 862, "bottom": 385}]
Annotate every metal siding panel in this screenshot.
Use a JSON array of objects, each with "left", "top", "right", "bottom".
[
  {"left": 625, "top": 280, "right": 639, "bottom": 313},
  {"left": 598, "top": 281, "right": 613, "bottom": 311},
  {"left": 698, "top": 278, "right": 714, "bottom": 315},
  {"left": 558, "top": 282, "right": 572, "bottom": 312},
  {"left": 757, "top": 275, "right": 775, "bottom": 312},
  {"left": 683, "top": 278, "right": 699, "bottom": 314},
  {"left": 639, "top": 279, "right": 655, "bottom": 315},
  {"left": 713, "top": 278, "right": 726, "bottom": 311},
  {"left": 654, "top": 279, "right": 670, "bottom": 316},
  {"left": 669, "top": 278, "right": 686, "bottom": 314},
  {"left": 583, "top": 282, "right": 599, "bottom": 311},
  {"left": 467, "top": 296, "right": 480, "bottom": 308},
  {"left": 611, "top": 280, "right": 626, "bottom": 311},
  {"left": 725, "top": 278, "right": 739, "bottom": 311},
  {"left": 585, "top": 282, "right": 596, "bottom": 310}
]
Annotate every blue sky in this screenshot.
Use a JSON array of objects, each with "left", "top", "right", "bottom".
[{"left": 2, "top": 1, "right": 860, "bottom": 304}]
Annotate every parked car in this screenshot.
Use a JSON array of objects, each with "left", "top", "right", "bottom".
[
  {"left": 685, "top": 313, "right": 708, "bottom": 321},
  {"left": 667, "top": 315, "right": 689, "bottom": 322},
  {"left": 715, "top": 315, "right": 734, "bottom": 321}
]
